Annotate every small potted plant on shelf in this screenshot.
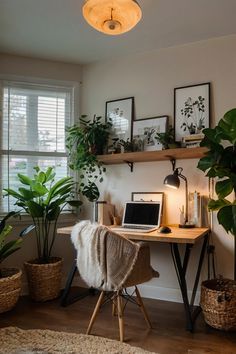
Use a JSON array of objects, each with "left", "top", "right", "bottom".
[
  {"left": 108, "top": 137, "right": 122, "bottom": 154},
  {"left": 197, "top": 108, "right": 236, "bottom": 330},
  {"left": 0, "top": 212, "right": 34, "bottom": 313},
  {"left": 4, "top": 167, "right": 82, "bottom": 302},
  {"left": 155, "top": 126, "right": 179, "bottom": 149},
  {"left": 119, "top": 138, "right": 141, "bottom": 153},
  {"left": 66, "top": 115, "right": 112, "bottom": 202}
]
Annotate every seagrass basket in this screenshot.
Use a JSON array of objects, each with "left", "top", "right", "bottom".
[
  {"left": 24, "top": 257, "right": 62, "bottom": 302},
  {"left": 0, "top": 268, "right": 22, "bottom": 313},
  {"left": 200, "top": 278, "right": 236, "bottom": 331}
]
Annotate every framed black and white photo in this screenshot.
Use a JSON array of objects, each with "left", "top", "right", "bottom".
[
  {"left": 132, "top": 116, "right": 168, "bottom": 151},
  {"left": 174, "top": 83, "right": 210, "bottom": 142},
  {"left": 105, "top": 97, "right": 134, "bottom": 143},
  {"left": 131, "top": 192, "right": 164, "bottom": 203}
]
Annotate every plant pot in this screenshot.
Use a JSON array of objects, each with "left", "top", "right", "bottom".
[
  {"left": 200, "top": 278, "right": 236, "bottom": 331},
  {"left": 0, "top": 268, "right": 22, "bottom": 313},
  {"left": 24, "top": 257, "right": 63, "bottom": 302}
]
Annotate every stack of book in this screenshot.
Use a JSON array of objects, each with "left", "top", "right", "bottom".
[{"left": 182, "top": 133, "right": 204, "bottom": 148}]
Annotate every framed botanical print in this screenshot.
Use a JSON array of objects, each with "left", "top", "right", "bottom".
[
  {"left": 105, "top": 97, "right": 134, "bottom": 143},
  {"left": 132, "top": 116, "right": 168, "bottom": 151},
  {"left": 131, "top": 192, "right": 164, "bottom": 203},
  {"left": 174, "top": 83, "right": 210, "bottom": 142}
]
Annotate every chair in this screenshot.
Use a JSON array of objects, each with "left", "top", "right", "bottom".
[{"left": 71, "top": 221, "right": 159, "bottom": 342}]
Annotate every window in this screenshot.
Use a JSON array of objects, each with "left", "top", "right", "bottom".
[{"left": 0, "top": 80, "right": 75, "bottom": 213}]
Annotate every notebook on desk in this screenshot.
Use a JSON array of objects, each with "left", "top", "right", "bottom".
[{"left": 112, "top": 201, "right": 162, "bottom": 233}]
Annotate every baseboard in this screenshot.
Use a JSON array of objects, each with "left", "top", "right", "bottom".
[
  {"left": 128, "top": 283, "right": 200, "bottom": 305},
  {"left": 22, "top": 278, "right": 200, "bottom": 305}
]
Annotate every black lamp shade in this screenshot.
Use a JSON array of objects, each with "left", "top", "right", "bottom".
[{"left": 163, "top": 173, "right": 180, "bottom": 189}]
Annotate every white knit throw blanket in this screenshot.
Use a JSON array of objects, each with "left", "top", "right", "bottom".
[{"left": 71, "top": 220, "right": 140, "bottom": 291}]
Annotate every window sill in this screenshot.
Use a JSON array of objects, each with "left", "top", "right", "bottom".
[{"left": 1, "top": 212, "right": 78, "bottom": 227}]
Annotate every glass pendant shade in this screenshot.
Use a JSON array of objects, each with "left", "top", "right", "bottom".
[{"left": 82, "top": 0, "right": 142, "bottom": 35}]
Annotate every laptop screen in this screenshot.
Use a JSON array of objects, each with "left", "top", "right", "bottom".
[{"left": 123, "top": 201, "right": 162, "bottom": 228}]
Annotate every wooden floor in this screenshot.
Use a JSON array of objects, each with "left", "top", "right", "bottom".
[{"left": 0, "top": 288, "right": 235, "bottom": 354}]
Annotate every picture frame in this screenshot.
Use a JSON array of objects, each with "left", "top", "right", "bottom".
[
  {"left": 174, "top": 82, "right": 210, "bottom": 142},
  {"left": 132, "top": 116, "right": 168, "bottom": 151},
  {"left": 131, "top": 192, "right": 164, "bottom": 203},
  {"left": 105, "top": 97, "right": 134, "bottom": 144}
]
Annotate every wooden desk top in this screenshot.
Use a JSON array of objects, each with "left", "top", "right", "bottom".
[{"left": 57, "top": 225, "right": 210, "bottom": 244}]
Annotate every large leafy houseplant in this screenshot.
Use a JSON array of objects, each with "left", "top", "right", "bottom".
[
  {"left": 4, "top": 167, "right": 81, "bottom": 264},
  {"left": 197, "top": 108, "right": 236, "bottom": 279},
  {"left": 0, "top": 212, "right": 34, "bottom": 312},
  {"left": 66, "top": 115, "right": 112, "bottom": 202},
  {"left": 0, "top": 212, "right": 34, "bottom": 277}
]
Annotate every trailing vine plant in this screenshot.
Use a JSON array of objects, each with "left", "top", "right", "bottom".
[{"left": 66, "top": 115, "right": 112, "bottom": 202}]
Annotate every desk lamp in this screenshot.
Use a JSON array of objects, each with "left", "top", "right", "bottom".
[{"left": 164, "top": 159, "right": 194, "bottom": 228}]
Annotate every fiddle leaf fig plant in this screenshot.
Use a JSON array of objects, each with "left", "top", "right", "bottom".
[
  {"left": 66, "top": 115, "right": 112, "bottom": 202},
  {"left": 197, "top": 108, "right": 236, "bottom": 279}
]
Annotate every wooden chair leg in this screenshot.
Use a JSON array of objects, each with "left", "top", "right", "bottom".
[
  {"left": 135, "top": 286, "right": 152, "bottom": 329},
  {"left": 112, "top": 296, "right": 117, "bottom": 316},
  {"left": 117, "top": 290, "right": 124, "bottom": 342},
  {"left": 86, "top": 291, "right": 105, "bottom": 335}
]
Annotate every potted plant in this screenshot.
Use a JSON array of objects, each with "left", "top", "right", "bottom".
[
  {"left": 0, "top": 212, "right": 34, "bottom": 313},
  {"left": 119, "top": 138, "right": 141, "bottom": 152},
  {"left": 4, "top": 167, "right": 82, "bottom": 302},
  {"left": 107, "top": 137, "right": 122, "bottom": 154},
  {"left": 66, "top": 115, "right": 112, "bottom": 202},
  {"left": 197, "top": 108, "right": 236, "bottom": 330},
  {"left": 155, "top": 126, "right": 179, "bottom": 149}
]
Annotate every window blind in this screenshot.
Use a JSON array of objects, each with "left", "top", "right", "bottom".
[{"left": 0, "top": 81, "right": 74, "bottom": 213}]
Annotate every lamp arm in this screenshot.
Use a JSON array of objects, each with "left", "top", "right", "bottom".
[{"left": 179, "top": 174, "right": 188, "bottom": 223}]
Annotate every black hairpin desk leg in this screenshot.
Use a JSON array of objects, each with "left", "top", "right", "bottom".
[
  {"left": 170, "top": 233, "right": 209, "bottom": 332},
  {"left": 60, "top": 260, "right": 94, "bottom": 307}
]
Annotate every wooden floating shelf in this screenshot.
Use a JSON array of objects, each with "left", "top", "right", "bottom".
[{"left": 97, "top": 147, "right": 208, "bottom": 165}]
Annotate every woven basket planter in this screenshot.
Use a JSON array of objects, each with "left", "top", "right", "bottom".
[
  {"left": 0, "top": 268, "right": 22, "bottom": 313},
  {"left": 200, "top": 278, "right": 236, "bottom": 331},
  {"left": 24, "top": 257, "right": 63, "bottom": 302}
]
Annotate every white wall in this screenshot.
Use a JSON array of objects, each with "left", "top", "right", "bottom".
[
  {"left": 0, "top": 53, "right": 82, "bottom": 83},
  {"left": 81, "top": 35, "right": 236, "bottom": 301},
  {"left": 0, "top": 54, "right": 82, "bottom": 292}
]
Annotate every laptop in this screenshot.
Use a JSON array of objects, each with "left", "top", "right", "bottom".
[{"left": 112, "top": 201, "right": 162, "bottom": 233}]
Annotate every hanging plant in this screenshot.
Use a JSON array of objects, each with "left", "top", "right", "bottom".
[{"left": 66, "top": 115, "right": 112, "bottom": 202}]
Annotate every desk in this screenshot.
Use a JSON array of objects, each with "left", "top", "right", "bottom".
[{"left": 57, "top": 225, "right": 210, "bottom": 332}]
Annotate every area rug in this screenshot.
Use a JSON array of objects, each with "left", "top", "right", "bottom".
[{"left": 0, "top": 327, "right": 157, "bottom": 354}]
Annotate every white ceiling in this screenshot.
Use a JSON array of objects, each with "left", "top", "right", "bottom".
[{"left": 0, "top": 0, "right": 236, "bottom": 65}]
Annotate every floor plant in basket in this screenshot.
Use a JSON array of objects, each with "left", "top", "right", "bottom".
[
  {"left": 0, "top": 212, "right": 34, "bottom": 313},
  {"left": 4, "top": 167, "right": 82, "bottom": 302},
  {"left": 197, "top": 108, "right": 236, "bottom": 330}
]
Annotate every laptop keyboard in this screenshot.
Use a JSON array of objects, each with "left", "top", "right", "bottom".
[
  {"left": 111, "top": 225, "right": 157, "bottom": 233},
  {"left": 125, "top": 225, "right": 154, "bottom": 230}
]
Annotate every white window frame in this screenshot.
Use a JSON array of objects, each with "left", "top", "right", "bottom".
[{"left": 0, "top": 76, "right": 80, "bottom": 214}]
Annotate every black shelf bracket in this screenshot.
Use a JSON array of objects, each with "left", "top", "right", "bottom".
[{"left": 124, "top": 160, "right": 134, "bottom": 172}]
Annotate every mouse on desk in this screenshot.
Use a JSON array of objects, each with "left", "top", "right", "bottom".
[{"left": 159, "top": 226, "right": 172, "bottom": 234}]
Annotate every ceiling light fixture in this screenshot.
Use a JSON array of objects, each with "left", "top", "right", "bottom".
[{"left": 82, "top": 0, "right": 142, "bottom": 35}]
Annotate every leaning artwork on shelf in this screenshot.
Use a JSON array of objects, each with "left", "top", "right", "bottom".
[
  {"left": 105, "top": 97, "right": 134, "bottom": 142},
  {"left": 131, "top": 192, "right": 164, "bottom": 203},
  {"left": 174, "top": 82, "right": 210, "bottom": 143},
  {"left": 132, "top": 116, "right": 168, "bottom": 151}
]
